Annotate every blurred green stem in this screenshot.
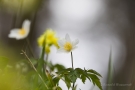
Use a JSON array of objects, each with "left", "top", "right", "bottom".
[
  {"left": 37, "top": 36, "right": 46, "bottom": 79},
  {"left": 107, "top": 47, "right": 113, "bottom": 90},
  {"left": 45, "top": 54, "right": 49, "bottom": 70},
  {"left": 26, "top": 38, "right": 35, "bottom": 58},
  {"left": 22, "top": 50, "right": 48, "bottom": 89}
]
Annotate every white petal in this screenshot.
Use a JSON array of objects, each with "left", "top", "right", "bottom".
[
  {"left": 8, "top": 33, "right": 23, "bottom": 40},
  {"left": 22, "top": 19, "right": 31, "bottom": 32},
  {"left": 72, "top": 39, "right": 79, "bottom": 46},
  {"left": 8, "top": 29, "right": 20, "bottom": 38},
  {"left": 8, "top": 33, "right": 17, "bottom": 38},
  {"left": 58, "top": 39, "right": 66, "bottom": 47},
  {"left": 57, "top": 48, "right": 65, "bottom": 53},
  {"left": 57, "top": 48, "right": 70, "bottom": 53},
  {"left": 65, "top": 34, "right": 71, "bottom": 42},
  {"left": 16, "top": 34, "right": 28, "bottom": 40},
  {"left": 8, "top": 29, "right": 27, "bottom": 40}
]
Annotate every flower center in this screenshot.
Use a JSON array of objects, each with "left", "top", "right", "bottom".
[
  {"left": 19, "top": 28, "right": 26, "bottom": 35},
  {"left": 64, "top": 42, "right": 72, "bottom": 51}
]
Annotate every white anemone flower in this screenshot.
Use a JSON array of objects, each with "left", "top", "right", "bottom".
[
  {"left": 8, "top": 20, "right": 31, "bottom": 40},
  {"left": 58, "top": 34, "right": 79, "bottom": 52}
]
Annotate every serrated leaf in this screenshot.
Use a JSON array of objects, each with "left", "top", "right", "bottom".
[
  {"left": 76, "top": 68, "right": 91, "bottom": 81},
  {"left": 69, "top": 74, "right": 77, "bottom": 83},
  {"left": 87, "top": 69, "right": 102, "bottom": 77},
  {"left": 53, "top": 77, "right": 60, "bottom": 86},
  {"left": 88, "top": 74, "right": 102, "bottom": 90},
  {"left": 80, "top": 74, "right": 86, "bottom": 83},
  {"left": 65, "top": 76, "right": 71, "bottom": 89},
  {"left": 57, "top": 68, "right": 73, "bottom": 75},
  {"left": 74, "top": 70, "right": 80, "bottom": 78},
  {"left": 68, "top": 69, "right": 78, "bottom": 83}
]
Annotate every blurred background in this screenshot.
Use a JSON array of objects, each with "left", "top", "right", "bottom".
[{"left": 0, "top": 0, "right": 135, "bottom": 90}]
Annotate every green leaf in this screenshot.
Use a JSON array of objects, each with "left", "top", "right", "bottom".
[
  {"left": 49, "top": 62, "right": 66, "bottom": 72},
  {"left": 75, "top": 68, "right": 91, "bottom": 81},
  {"left": 69, "top": 74, "right": 77, "bottom": 83},
  {"left": 65, "top": 75, "right": 71, "bottom": 89},
  {"left": 55, "top": 86, "right": 62, "bottom": 90},
  {"left": 88, "top": 74, "right": 102, "bottom": 90},
  {"left": 73, "top": 85, "right": 77, "bottom": 90},
  {"left": 87, "top": 69, "right": 102, "bottom": 77},
  {"left": 53, "top": 77, "right": 60, "bottom": 86},
  {"left": 80, "top": 74, "right": 86, "bottom": 83},
  {"left": 0, "top": 56, "right": 9, "bottom": 69},
  {"left": 75, "top": 68, "right": 102, "bottom": 90},
  {"left": 54, "top": 64, "right": 66, "bottom": 71},
  {"left": 68, "top": 69, "right": 78, "bottom": 83},
  {"left": 107, "top": 48, "right": 113, "bottom": 90},
  {"left": 56, "top": 68, "right": 72, "bottom": 75}
]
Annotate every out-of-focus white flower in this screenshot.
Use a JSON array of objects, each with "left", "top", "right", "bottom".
[
  {"left": 58, "top": 34, "right": 79, "bottom": 52},
  {"left": 8, "top": 20, "right": 31, "bottom": 40}
]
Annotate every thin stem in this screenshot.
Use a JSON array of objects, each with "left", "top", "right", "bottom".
[
  {"left": 26, "top": 38, "right": 35, "bottom": 58},
  {"left": 71, "top": 52, "right": 74, "bottom": 69},
  {"left": 71, "top": 52, "right": 75, "bottom": 90},
  {"left": 21, "top": 50, "right": 49, "bottom": 89}
]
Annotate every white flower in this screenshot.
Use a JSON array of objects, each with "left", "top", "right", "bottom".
[
  {"left": 8, "top": 20, "right": 31, "bottom": 40},
  {"left": 58, "top": 34, "right": 79, "bottom": 52}
]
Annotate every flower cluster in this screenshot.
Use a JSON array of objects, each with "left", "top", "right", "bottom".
[
  {"left": 37, "top": 29, "right": 59, "bottom": 54},
  {"left": 8, "top": 19, "right": 79, "bottom": 54},
  {"left": 7, "top": 21, "right": 103, "bottom": 90}
]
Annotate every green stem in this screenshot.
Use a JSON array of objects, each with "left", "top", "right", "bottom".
[
  {"left": 71, "top": 52, "right": 75, "bottom": 90},
  {"left": 71, "top": 52, "right": 74, "bottom": 69},
  {"left": 38, "top": 36, "right": 46, "bottom": 79},
  {"left": 26, "top": 38, "right": 35, "bottom": 58},
  {"left": 45, "top": 54, "right": 49, "bottom": 70},
  {"left": 22, "top": 50, "right": 49, "bottom": 89}
]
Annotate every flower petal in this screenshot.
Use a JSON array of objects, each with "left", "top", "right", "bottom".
[
  {"left": 8, "top": 29, "right": 27, "bottom": 40},
  {"left": 8, "top": 29, "right": 20, "bottom": 38},
  {"left": 58, "top": 48, "right": 70, "bottom": 53},
  {"left": 22, "top": 19, "right": 31, "bottom": 32},
  {"left": 72, "top": 39, "right": 79, "bottom": 46},
  {"left": 10, "top": 29, "right": 20, "bottom": 33},
  {"left": 65, "top": 34, "right": 71, "bottom": 42},
  {"left": 58, "top": 39, "right": 66, "bottom": 47},
  {"left": 57, "top": 48, "right": 65, "bottom": 53}
]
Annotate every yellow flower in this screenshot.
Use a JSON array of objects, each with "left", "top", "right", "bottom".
[
  {"left": 45, "top": 45, "right": 50, "bottom": 54},
  {"left": 37, "top": 29, "right": 59, "bottom": 53},
  {"left": 58, "top": 34, "right": 79, "bottom": 52}
]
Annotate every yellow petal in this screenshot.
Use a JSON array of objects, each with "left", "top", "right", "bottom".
[{"left": 45, "top": 45, "right": 50, "bottom": 54}]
